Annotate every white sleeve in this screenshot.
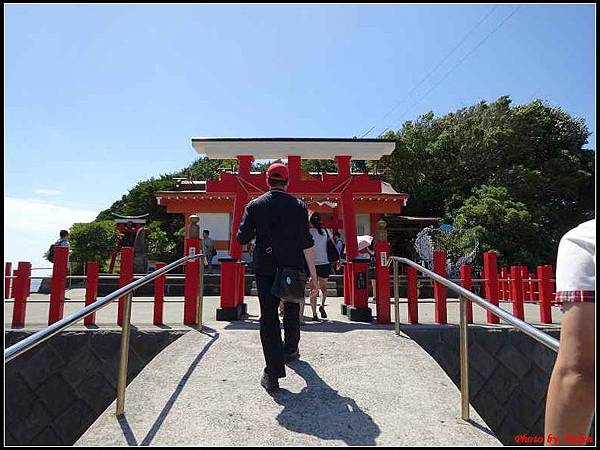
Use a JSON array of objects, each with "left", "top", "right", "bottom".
[{"left": 555, "top": 220, "right": 595, "bottom": 292}]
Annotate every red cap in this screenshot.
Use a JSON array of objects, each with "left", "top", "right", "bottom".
[{"left": 266, "top": 163, "right": 289, "bottom": 182}]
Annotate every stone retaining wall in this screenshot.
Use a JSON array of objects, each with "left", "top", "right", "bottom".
[
  {"left": 400, "top": 325, "right": 594, "bottom": 446},
  {"left": 5, "top": 329, "right": 187, "bottom": 446}
]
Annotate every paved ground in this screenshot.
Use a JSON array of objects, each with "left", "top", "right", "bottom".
[
  {"left": 75, "top": 298, "right": 501, "bottom": 446},
  {"left": 7, "top": 291, "right": 562, "bottom": 446},
  {"left": 5, "top": 289, "right": 562, "bottom": 330}
]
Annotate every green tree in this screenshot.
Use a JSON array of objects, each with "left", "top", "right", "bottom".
[
  {"left": 147, "top": 220, "right": 179, "bottom": 263},
  {"left": 431, "top": 226, "right": 481, "bottom": 271},
  {"left": 301, "top": 159, "right": 337, "bottom": 173},
  {"left": 96, "top": 157, "right": 228, "bottom": 227},
  {"left": 69, "top": 221, "right": 118, "bottom": 273},
  {"left": 380, "top": 96, "right": 594, "bottom": 263},
  {"left": 252, "top": 159, "right": 283, "bottom": 172},
  {"left": 451, "top": 186, "right": 542, "bottom": 267},
  {"left": 95, "top": 157, "right": 228, "bottom": 264},
  {"left": 351, "top": 160, "right": 368, "bottom": 172}
]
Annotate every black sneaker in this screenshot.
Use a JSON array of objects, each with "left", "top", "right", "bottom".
[
  {"left": 260, "top": 371, "right": 279, "bottom": 393},
  {"left": 284, "top": 350, "right": 300, "bottom": 364},
  {"left": 319, "top": 305, "right": 327, "bottom": 319},
  {"left": 312, "top": 314, "right": 319, "bottom": 322}
]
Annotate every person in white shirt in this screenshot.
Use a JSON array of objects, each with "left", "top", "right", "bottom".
[
  {"left": 544, "top": 219, "right": 595, "bottom": 445},
  {"left": 308, "top": 213, "right": 335, "bottom": 321}
]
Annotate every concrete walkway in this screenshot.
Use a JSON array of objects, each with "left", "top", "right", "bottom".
[{"left": 76, "top": 299, "right": 501, "bottom": 446}]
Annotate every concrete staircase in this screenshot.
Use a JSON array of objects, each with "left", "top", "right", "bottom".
[{"left": 250, "top": 279, "right": 337, "bottom": 297}]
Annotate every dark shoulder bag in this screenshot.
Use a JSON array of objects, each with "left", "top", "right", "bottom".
[
  {"left": 267, "top": 208, "right": 307, "bottom": 304},
  {"left": 325, "top": 229, "right": 340, "bottom": 263},
  {"left": 271, "top": 267, "right": 307, "bottom": 303},
  {"left": 47, "top": 244, "right": 56, "bottom": 262}
]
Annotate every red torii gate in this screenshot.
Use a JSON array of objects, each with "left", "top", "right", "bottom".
[
  {"left": 157, "top": 138, "right": 408, "bottom": 322},
  {"left": 108, "top": 213, "right": 149, "bottom": 273}
]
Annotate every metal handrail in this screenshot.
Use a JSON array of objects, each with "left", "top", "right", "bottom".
[
  {"left": 386, "top": 256, "right": 559, "bottom": 422},
  {"left": 4, "top": 252, "right": 206, "bottom": 416}
]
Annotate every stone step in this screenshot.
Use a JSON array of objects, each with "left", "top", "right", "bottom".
[
  {"left": 250, "top": 288, "right": 337, "bottom": 296},
  {"left": 251, "top": 281, "right": 337, "bottom": 289}
]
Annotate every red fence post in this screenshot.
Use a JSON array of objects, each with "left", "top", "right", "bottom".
[
  {"left": 11, "top": 262, "right": 31, "bottom": 328},
  {"left": 520, "top": 266, "right": 529, "bottom": 302},
  {"left": 482, "top": 251, "right": 500, "bottom": 324},
  {"left": 117, "top": 247, "right": 134, "bottom": 326},
  {"left": 348, "top": 260, "right": 371, "bottom": 322},
  {"left": 48, "top": 247, "right": 69, "bottom": 325},
  {"left": 342, "top": 262, "right": 353, "bottom": 315},
  {"left": 407, "top": 266, "right": 418, "bottom": 324},
  {"left": 5, "top": 262, "right": 12, "bottom": 300},
  {"left": 184, "top": 238, "right": 200, "bottom": 326},
  {"left": 10, "top": 269, "right": 18, "bottom": 298},
  {"left": 433, "top": 251, "right": 447, "bottom": 324},
  {"left": 153, "top": 262, "right": 166, "bottom": 326},
  {"left": 510, "top": 266, "right": 525, "bottom": 320},
  {"left": 528, "top": 273, "right": 536, "bottom": 302},
  {"left": 231, "top": 262, "right": 240, "bottom": 312},
  {"left": 537, "top": 265, "right": 553, "bottom": 324},
  {"left": 460, "top": 264, "right": 474, "bottom": 324},
  {"left": 84, "top": 261, "right": 99, "bottom": 326},
  {"left": 237, "top": 261, "right": 246, "bottom": 315},
  {"left": 499, "top": 266, "right": 507, "bottom": 301},
  {"left": 375, "top": 242, "right": 391, "bottom": 324},
  {"left": 26, "top": 267, "right": 31, "bottom": 299},
  {"left": 217, "top": 258, "right": 241, "bottom": 321}
]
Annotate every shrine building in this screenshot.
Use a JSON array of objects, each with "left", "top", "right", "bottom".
[{"left": 155, "top": 138, "right": 411, "bottom": 263}]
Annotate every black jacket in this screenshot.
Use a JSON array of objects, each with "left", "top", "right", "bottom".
[{"left": 237, "top": 189, "right": 314, "bottom": 276}]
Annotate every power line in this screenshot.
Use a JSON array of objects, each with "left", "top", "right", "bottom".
[
  {"left": 380, "top": 5, "right": 522, "bottom": 136},
  {"left": 359, "top": 5, "right": 499, "bottom": 138}
]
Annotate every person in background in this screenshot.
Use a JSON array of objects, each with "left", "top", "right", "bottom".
[
  {"left": 544, "top": 219, "right": 595, "bottom": 446},
  {"left": 333, "top": 231, "right": 345, "bottom": 274},
  {"left": 246, "top": 241, "right": 255, "bottom": 273},
  {"left": 355, "top": 242, "right": 377, "bottom": 302},
  {"left": 334, "top": 231, "right": 345, "bottom": 257},
  {"left": 308, "top": 212, "right": 335, "bottom": 321},
  {"left": 47, "top": 229, "right": 71, "bottom": 261},
  {"left": 202, "top": 229, "right": 217, "bottom": 272},
  {"left": 57, "top": 229, "right": 70, "bottom": 250},
  {"left": 48, "top": 230, "right": 71, "bottom": 298}
]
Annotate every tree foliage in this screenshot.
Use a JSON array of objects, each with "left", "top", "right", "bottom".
[
  {"left": 146, "top": 220, "right": 178, "bottom": 263},
  {"left": 71, "top": 96, "right": 593, "bottom": 269},
  {"left": 300, "top": 159, "right": 369, "bottom": 173},
  {"left": 301, "top": 159, "right": 337, "bottom": 173},
  {"left": 69, "top": 221, "right": 118, "bottom": 273},
  {"left": 379, "top": 96, "right": 594, "bottom": 265},
  {"left": 94, "top": 157, "right": 230, "bottom": 263},
  {"left": 452, "top": 186, "right": 542, "bottom": 267}
]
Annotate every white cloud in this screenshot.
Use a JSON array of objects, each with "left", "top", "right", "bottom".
[
  {"left": 4, "top": 197, "right": 98, "bottom": 274},
  {"left": 35, "top": 189, "right": 62, "bottom": 196},
  {"left": 4, "top": 197, "right": 97, "bottom": 232}
]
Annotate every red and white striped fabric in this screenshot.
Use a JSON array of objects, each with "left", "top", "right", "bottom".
[{"left": 555, "top": 219, "right": 596, "bottom": 307}]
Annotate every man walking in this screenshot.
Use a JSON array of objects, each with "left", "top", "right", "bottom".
[{"left": 237, "top": 162, "right": 319, "bottom": 393}]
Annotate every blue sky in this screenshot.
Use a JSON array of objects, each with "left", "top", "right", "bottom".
[{"left": 4, "top": 4, "right": 596, "bottom": 271}]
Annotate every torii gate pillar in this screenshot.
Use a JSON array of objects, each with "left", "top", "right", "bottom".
[
  {"left": 336, "top": 155, "right": 372, "bottom": 322},
  {"left": 217, "top": 155, "right": 252, "bottom": 320}
]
